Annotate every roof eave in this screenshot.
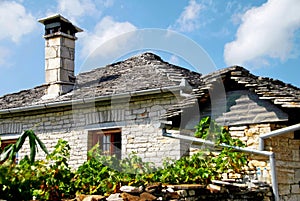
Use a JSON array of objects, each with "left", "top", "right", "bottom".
[{"left": 0, "top": 86, "right": 181, "bottom": 115}]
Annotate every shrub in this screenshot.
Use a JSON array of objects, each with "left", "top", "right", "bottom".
[{"left": 0, "top": 118, "right": 247, "bottom": 199}]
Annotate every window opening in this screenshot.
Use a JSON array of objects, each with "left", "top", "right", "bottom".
[
  {"left": 89, "top": 128, "right": 121, "bottom": 159},
  {"left": 1, "top": 138, "right": 18, "bottom": 164}
]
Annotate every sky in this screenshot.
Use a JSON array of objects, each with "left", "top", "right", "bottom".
[{"left": 0, "top": 0, "right": 300, "bottom": 97}]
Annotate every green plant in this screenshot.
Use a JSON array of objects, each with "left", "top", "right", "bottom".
[
  {"left": 195, "top": 116, "right": 245, "bottom": 147},
  {"left": 194, "top": 116, "right": 247, "bottom": 174},
  {"left": 72, "top": 117, "right": 247, "bottom": 194},
  {"left": 156, "top": 152, "right": 209, "bottom": 184},
  {"left": 118, "top": 153, "right": 157, "bottom": 187},
  {"left": 73, "top": 147, "right": 157, "bottom": 196},
  {"left": 33, "top": 139, "right": 75, "bottom": 201},
  {"left": 0, "top": 119, "right": 248, "bottom": 200},
  {"left": 0, "top": 139, "right": 75, "bottom": 201},
  {"left": 154, "top": 117, "right": 247, "bottom": 185},
  {"left": 0, "top": 130, "right": 50, "bottom": 200}
]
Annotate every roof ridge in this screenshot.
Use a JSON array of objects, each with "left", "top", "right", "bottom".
[
  {"left": 203, "top": 65, "right": 249, "bottom": 77},
  {"left": 76, "top": 52, "right": 202, "bottom": 87},
  {"left": 128, "top": 52, "right": 164, "bottom": 61},
  {"left": 203, "top": 65, "right": 300, "bottom": 90}
]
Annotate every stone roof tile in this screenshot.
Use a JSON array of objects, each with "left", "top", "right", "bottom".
[
  {"left": 162, "top": 66, "right": 300, "bottom": 119},
  {"left": 0, "top": 52, "right": 202, "bottom": 110}
]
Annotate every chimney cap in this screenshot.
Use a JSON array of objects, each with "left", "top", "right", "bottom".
[{"left": 38, "top": 14, "right": 83, "bottom": 33}]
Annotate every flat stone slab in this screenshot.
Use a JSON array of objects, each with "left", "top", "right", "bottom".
[{"left": 166, "top": 184, "right": 205, "bottom": 190}]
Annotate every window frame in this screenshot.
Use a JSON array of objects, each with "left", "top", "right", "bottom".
[
  {"left": 88, "top": 128, "right": 122, "bottom": 159},
  {"left": 1, "top": 133, "right": 20, "bottom": 164},
  {"left": 1, "top": 133, "right": 20, "bottom": 150},
  {"left": 1, "top": 138, "right": 17, "bottom": 150}
]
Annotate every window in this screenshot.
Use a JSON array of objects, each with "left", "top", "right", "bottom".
[
  {"left": 1, "top": 138, "right": 18, "bottom": 164},
  {"left": 1, "top": 139, "right": 17, "bottom": 150},
  {"left": 88, "top": 128, "right": 121, "bottom": 159}
]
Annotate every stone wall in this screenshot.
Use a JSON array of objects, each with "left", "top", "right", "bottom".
[
  {"left": 188, "top": 123, "right": 300, "bottom": 200},
  {"left": 0, "top": 92, "right": 183, "bottom": 169},
  {"left": 2, "top": 93, "right": 299, "bottom": 199},
  {"left": 229, "top": 123, "right": 300, "bottom": 201},
  {"left": 115, "top": 183, "right": 273, "bottom": 201},
  {"left": 265, "top": 131, "right": 300, "bottom": 201}
]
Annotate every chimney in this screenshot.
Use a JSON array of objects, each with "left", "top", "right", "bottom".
[{"left": 38, "top": 14, "right": 83, "bottom": 99}]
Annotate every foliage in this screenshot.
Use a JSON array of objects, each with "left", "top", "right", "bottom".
[
  {"left": 195, "top": 116, "right": 245, "bottom": 147},
  {"left": 0, "top": 158, "right": 40, "bottom": 200},
  {"left": 33, "top": 139, "right": 75, "bottom": 201},
  {"left": 72, "top": 117, "right": 247, "bottom": 195},
  {"left": 72, "top": 147, "right": 111, "bottom": 196},
  {"left": 73, "top": 147, "right": 157, "bottom": 196},
  {"left": 156, "top": 152, "right": 215, "bottom": 184},
  {"left": 194, "top": 116, "right": 247, "bottom": 173},
  {"left": 0, "top": 139, "right": 74, "bottom": 201},
  {"left": 0, "top": 119, "right": 248, "bottom": 200}
]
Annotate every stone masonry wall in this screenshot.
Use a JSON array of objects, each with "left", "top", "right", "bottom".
[
  {"left": 189, "top": 123, "right": 300, "bottom": 200},
  {"left": 122, "top": 125, "right": 181, "bottom": 165},
  {"left": 264, "top": 131, "right": 300, "bottom": 201},
  {"left": 229, "top": 123, "right": 300, "bottom": 201},
  {"left": 0, "top": 92, "right": 183, "bottom": 169}
]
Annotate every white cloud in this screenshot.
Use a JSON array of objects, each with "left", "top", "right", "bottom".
[
  {"left": 0, "top": 1, "right": 36, "bottom": 68},
  {"left": 0, "top": 1, "right": 37, "bottom": 43},
  {"left": 224, "top": 0, "right": 300, "bottom": 67},
  {"left": 172, "top": 0, "right": 203, "bottom": 32},
  {"left": 57, "top": 0, "right": 97, "bottom": 22},
  {"left": 80, "top": 16, "right": 137, "bottom": 58},
  {"left": 56, "top": 0, "right": 114, "bottom": 23}
]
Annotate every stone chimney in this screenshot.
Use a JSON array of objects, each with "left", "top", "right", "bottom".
[{"left": 38, "top": 14, "right": 83, "bottom": 99}]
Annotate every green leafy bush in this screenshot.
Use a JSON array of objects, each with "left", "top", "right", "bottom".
[
  {"left": 0, "top": 158, "right": 40, "bottom": 200},
  {"left": 33, "top": 139, "right": 75, "bottom": 201},
  {"left": 194, "top": 116, "right": 247, "bottom": 173},
  {"left": 73, "top": 147, "right": 157, "bottom": 196},
  {"left": 0, "top": 139, "right": 74, "bottom": 201},
  {"left": 0, "top": 118, "right": 247, "bottom": 200},
  {"left": 73, "top": 117, "right": 247, "bottom": 195},
  {"left": 156, "top": 152, "right": 215, "bottom": 184}
]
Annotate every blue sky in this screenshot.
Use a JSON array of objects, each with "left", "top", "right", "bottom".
[{"left": 0, "top": 0, "right": 300, "bottom": 97}]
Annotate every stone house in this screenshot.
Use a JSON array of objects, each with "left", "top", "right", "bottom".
[
  {"left": 0, "top": 14, "right": 300, "bottom": 200},
  {"left": 162, "top": 66, "right": 300, "bottom": 200},
  {"left": 0, "top": 14, "right": 202, "bottom": 167}
]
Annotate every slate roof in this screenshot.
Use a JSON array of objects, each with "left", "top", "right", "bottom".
[
  {"left": 1, "top": 53, "right": 299, "bottom": 120},
  {"left": 0, "top": 52, "right": 202, "bottom": 111},
  {"left": 162, "top": 66, "right": 300, "bottom": 120}
]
